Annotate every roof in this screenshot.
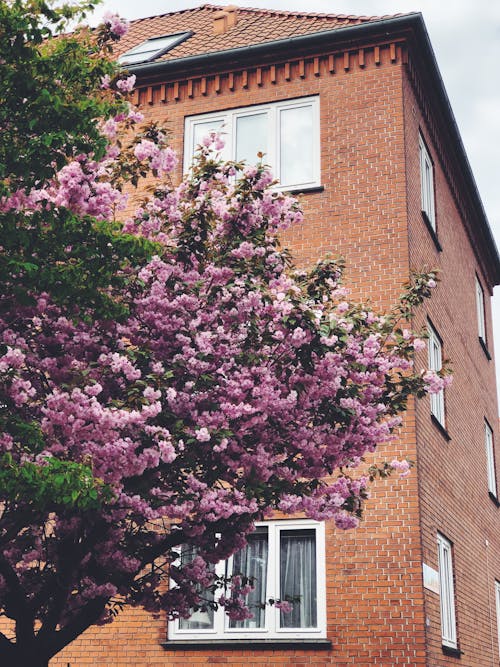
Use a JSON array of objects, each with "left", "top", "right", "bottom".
[{"left": 115, "top": 4, "right": 406, "bottom": 64}]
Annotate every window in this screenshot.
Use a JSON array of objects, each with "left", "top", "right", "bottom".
[
  {"left": 169, "top": 520, "right": 326, "bottom": 640},
  {"left": 495, "top": 580, "right": 500, "bottom": 658},
  {"left": 437, "top": 533, "right": 457, "bottom": 649},
  {"left": 419, "top": 132, "right": 436, "bottom": 231},
  {"left": 118, "top": 32, "right": 191, "bottom": 65},
  {"left": 485, "top": 420, "right": 497, "bottom": 497},
  {"left": 184, "top": 97, "right": 320, "bottom": 191},
  {"left": 476, "top": 275, "right": 486, "bottom": 343},
  {"left": 428, "top": 322, "right": 445, "bottom": 426}
]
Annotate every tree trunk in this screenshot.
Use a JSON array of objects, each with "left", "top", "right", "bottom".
[{"left": 9, "top": 647, "right": 50, "bottom": 667}]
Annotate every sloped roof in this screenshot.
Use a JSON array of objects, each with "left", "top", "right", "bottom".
[{"left": 115, "top": 4, "right": 405, "bottom": 64}]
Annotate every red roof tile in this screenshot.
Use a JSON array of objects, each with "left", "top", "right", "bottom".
[{"left": 116, "top": 4, "right": 405, "bottom": 63}]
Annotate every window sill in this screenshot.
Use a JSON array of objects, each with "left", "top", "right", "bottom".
[
  {"left": 442, "top": 644, "right": 462, "bottom": 658},
  {"left": 287, "top": 184, "right": 324, "bottom": 195},
  {"left": 489, "top": 491, "right": 500, "bottom": 507},
  {"left": 162, "top": 639, "right": 332, "bottom": 651},
  {"left": 421, "top": 211, "right": 442, "bottom": 252},
  {"left": 431, "top": 414, "right": 451, "bottom": 441},
  {"left": 479, "top": 337, "right": 492, "bottom": 360}
]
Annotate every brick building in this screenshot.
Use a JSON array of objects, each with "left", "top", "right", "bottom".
[{"left": 53, "top": 5, "right": 500, "bottom": 665}]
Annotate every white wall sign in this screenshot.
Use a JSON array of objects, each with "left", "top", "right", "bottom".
[{"left": 423, "top": 563, "right": 440, "bottom": 595}]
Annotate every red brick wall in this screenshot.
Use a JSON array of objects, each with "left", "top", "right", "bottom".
[
  {"left": 403, "top": 62, "right": 500, "bottom": 666},
  {"left": 49, "top": 40, "right": 499, "bottom": 667}
]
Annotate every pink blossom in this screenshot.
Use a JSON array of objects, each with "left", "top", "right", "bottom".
[
  {"left": 134, "top": 140, "right": 156, "bottom": 161},
  {"left": 413, "top": 338, "right": 426, "bottom": 351},
  {"left": 116, "top": 75, "right": 136, "bottom": 93},
  {"left": 195, "top": 428, "right": 211, "bottom": 442},
  {"left": 102, "top": 11, "right": 128, "bottom": 37},
  {"left": 390, "top": 459, "right": 411, "bottom": 478}
]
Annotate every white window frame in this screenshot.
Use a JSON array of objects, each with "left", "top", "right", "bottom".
[
  {"left": 437, "top": 533, "right": 457, "bottom": 649},
  {"left": 485, "top": 420, "right": 497, "bottom": 497},
  {"left": 419, "top": 132, "right": 436, "bottom": 230},
  {"left": 495, "top": 580, "right": 500, "bottom": 658},
  {"left": 168, "top": 519, "right": 326, "bottom": 641},
  {"left": 184, "top": 96, "right": 320, "bottom": 191},
  {"left": 476, "top": 275, "right": 487, "bottom": 343},
  {"left": 428, "top": 321, "right": 445, "bottom": 426}
]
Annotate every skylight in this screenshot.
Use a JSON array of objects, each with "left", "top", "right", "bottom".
[{"left": 118, "top": 32, "right": 192, "bottom": 65}]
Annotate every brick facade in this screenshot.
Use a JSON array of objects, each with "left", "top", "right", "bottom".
[{"left": 50, "top": 6, "right": 500, "bottom": 666}]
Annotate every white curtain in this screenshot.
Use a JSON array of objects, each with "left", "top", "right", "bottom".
[
  {"left": 230, "top": 529, "right": 269, "bottom": 628},
  {"left": 280, "top": 529, "right": 317, "bottom": 628},
  {"left": 178, "top": 547, "right": 215, "bottom": 630}
]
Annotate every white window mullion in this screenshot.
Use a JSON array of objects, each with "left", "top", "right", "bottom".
[
  {"left": 270, "top": 104, "right": 279, "bottom": 183},
  {"left": 267, "top": 522, "right": 278, "bottom": 635}
]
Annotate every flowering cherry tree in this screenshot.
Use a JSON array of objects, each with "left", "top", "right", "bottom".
[{"left": 0, "top": 2, "right": 449, "bottom": 665}]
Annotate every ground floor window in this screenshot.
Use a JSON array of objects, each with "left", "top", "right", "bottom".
[
  {"left": 169, "top": 519, "right": 326, "bottom": 640},
  {"left": 437, "top": 532, "right": 457, "bottom": 649}
]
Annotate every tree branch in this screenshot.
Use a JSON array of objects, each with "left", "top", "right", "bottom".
[
  {"left": 0, "top": 553, "right": 34, "bottom": 646},
  {"left": 0, "top": 629, "right": 14, "bottom": 650},
  {"left": 48, "top": 598, "right": 107, "bottom": 657}
]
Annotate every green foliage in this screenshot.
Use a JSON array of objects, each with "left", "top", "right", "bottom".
[
  {"left": 2, "top": 207, "right": 157, "bottom": 318},
  {"left": 0, "top": 452, "right": 113, "bottom": 511},
  {"left": 0, "top": 0, "right": 119, "bottom": 193},
  {"left": 0, "top": 0, "right": 159, "bottom": 318}
]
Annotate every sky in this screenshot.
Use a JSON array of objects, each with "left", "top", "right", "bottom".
[{"left": 94, "top": 0, "right": 500, "bottom": 391}]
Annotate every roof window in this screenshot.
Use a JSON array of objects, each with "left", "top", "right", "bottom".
[{"left": 118, "top": 32, "right": 191, "bottom": 65}]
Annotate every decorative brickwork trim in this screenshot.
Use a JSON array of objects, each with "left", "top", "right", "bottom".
[{"left": 134, "top": 43, "right": 402, "bottom": 107}]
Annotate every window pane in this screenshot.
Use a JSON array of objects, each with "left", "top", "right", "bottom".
[
  {"left": 476, "top": 278, "right": 486, "bottom": 340},
  {"left": 280, "top": 529, "right": 317, "bottom": 628},
  {"left": 192, "top": 119, "right": 225, "bottom": 157},
  {"left": 437, "top": 535, "right": 457, "bottom": 647},
  {"left": 486, "top": 423, "right": 497, "bottom": 496},
  {"left": 496, "top": 581, "right": 500, "bottom": 658},
  {"left": 229, "top": 528, "right": 268, "bottom": 629},
  {"left": 280, "top": 105, "right": 314, "bottom": 186},
  {"left": 119, "top": 34, "right": 189, "bottom": 65},
  {"left": 428, "top": 325, "right": 445, "bottom": 425},
  {"left": 178, "top": 547, "right": 215, "bottom": 630},
  {"left": 235, "top": 113, "right": 268, "bottom": 165},
  {"left": 419, "top": 135, "right": 435, "bottom": 228}
]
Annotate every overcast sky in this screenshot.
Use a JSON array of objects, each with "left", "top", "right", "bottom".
[{"left": 95, "top": 0, "right": 500, "bottom": 392}]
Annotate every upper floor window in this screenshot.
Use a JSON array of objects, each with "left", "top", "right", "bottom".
[
  {"left": 437, "top": 532, "right": 457, "bottom": 650},
  {"left": 495, "top": 580, "right": 500, "bottom": 658},
  {"left": 476, "top": 275, "right": 487, "bottom": 343},
  {"left": 168, "top": 519, "right": 326, "bottom": 641},
  {"left": 184, "top": 96, "right": 320, "bottom": 191},
  {"left": 419, "top": 132, "right": 436, "bottom": 231},
  {"left": 428, "top": 321, "right": 445, "bottom": 427},
  {"left": 485, "top": 420, "right": 497, "bottom": 498}
]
